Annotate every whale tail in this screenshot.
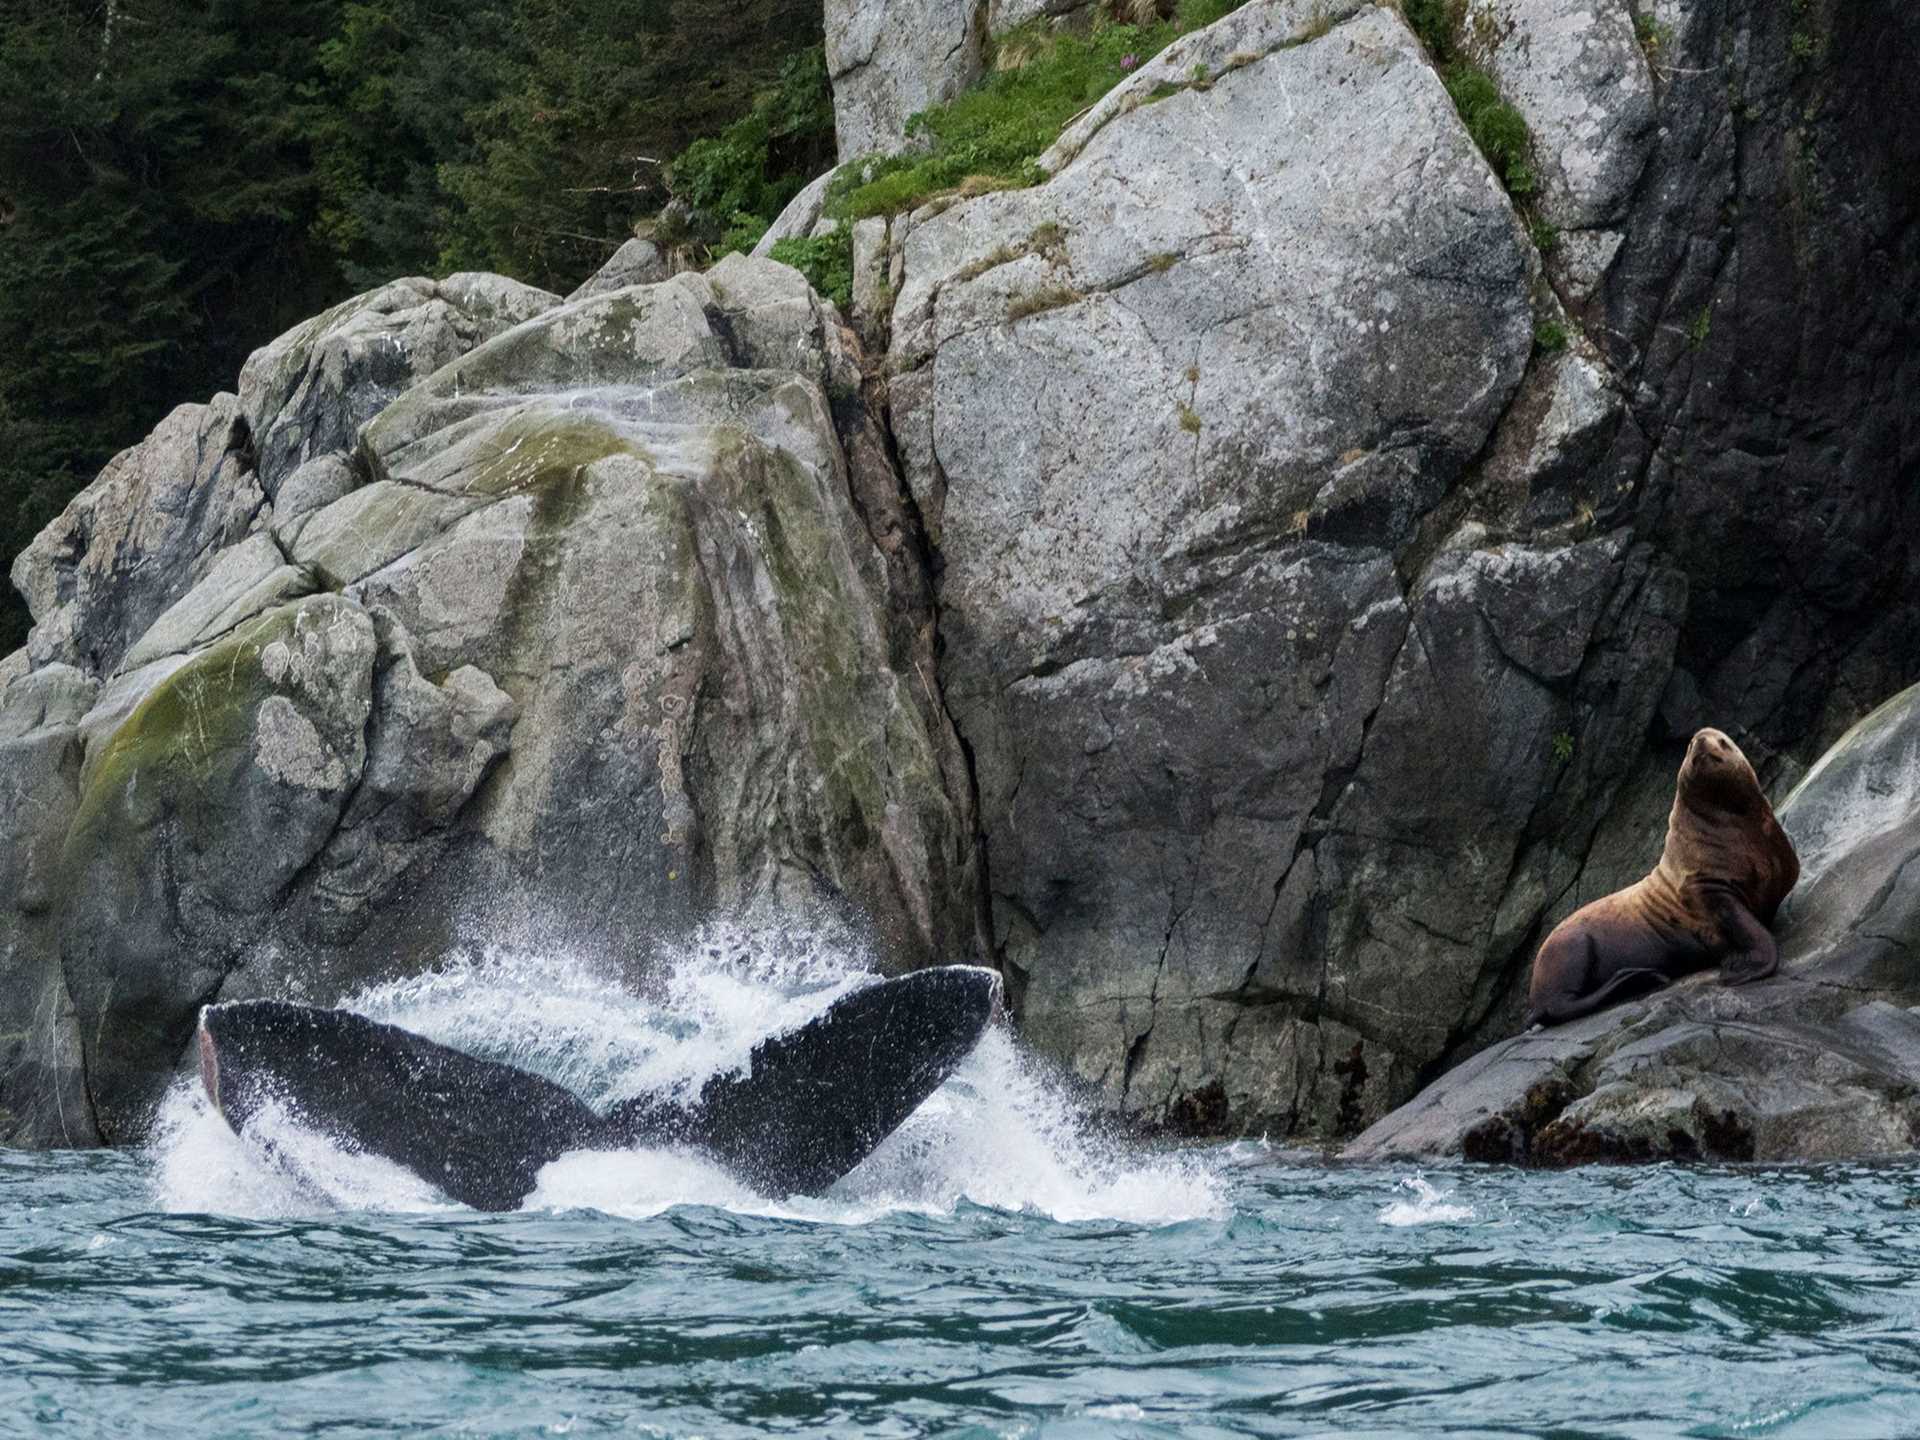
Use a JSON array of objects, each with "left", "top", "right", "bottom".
[
  {"left": 197, "top": 965, "right": 1003, "bottom": 1211},
  {"left": 604, "top": 964, "right": 1002, "bottom": 1194}
]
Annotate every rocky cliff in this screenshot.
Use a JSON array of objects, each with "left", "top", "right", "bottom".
[{"left": 2, "top": 0, "right": 1915, "bottom": 1151}]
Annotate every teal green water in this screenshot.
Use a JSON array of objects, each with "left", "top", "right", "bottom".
[{"left": 5, "top": 1150, "right": 1919, "bottom": 1439}]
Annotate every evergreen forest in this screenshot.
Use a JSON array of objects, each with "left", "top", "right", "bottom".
[{"left": 0, "top": 0, "right": 832, "bottom": 650}]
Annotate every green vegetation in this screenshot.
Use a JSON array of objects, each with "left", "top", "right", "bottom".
[
  {"left": 1788, "top": 0, "right": 1822, "bottom": 65},
  {"left": 1551, "top": 730, "right": 1576, "bottom": 764},
  {"left": 1534, "top": 320, "right": 1569, "bottom": 353},
  {"left": 822, "top": 0, "right": 1246, "bottom": 223},
  {"left": 1404, "top": 0, "right": 1538, "bottom": 199},
  {"left": 1633, "top": 12, "right": 1674, "bottom": 64},
  {"left": 1687, "top": 303, "right": 1713, "bottom": 349},
  {"left": 1177, "top": 403, "right": 1204, "bottom": 435},
  {"left": 768, "top": 229, "right": 855, "bottom": 310},
  {"left": 662, "top": 48, "right": 836, "bottom": 260},
  {"left": 1437, "top": 63, "right": 1536, "bottom": 198}
]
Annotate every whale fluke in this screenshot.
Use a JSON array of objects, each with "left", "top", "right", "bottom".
[
  {"left": 196, "top": 965, "right": 1003, "bottom": 1211},
  {"left": 604, "top": 964, "right": 1003, "bottom": 1194}
]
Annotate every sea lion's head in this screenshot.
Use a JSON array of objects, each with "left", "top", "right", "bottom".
[{"left": 1679, "top": 727, "right": 1763, "bottom": 814}]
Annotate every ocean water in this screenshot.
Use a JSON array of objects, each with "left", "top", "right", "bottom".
[{"left": 4, "top": 935, "right": 1919, "bottom": 1438}]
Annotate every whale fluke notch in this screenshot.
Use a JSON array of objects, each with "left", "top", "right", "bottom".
[{"left": 196, "top": 965, "right": 1003, "bottom": 1211}]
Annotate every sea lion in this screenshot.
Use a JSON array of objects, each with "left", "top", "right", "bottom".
[
  {"left": 1525, "top": 727, "right": 1799, "bottom": 1027},
  {"left": 198, "top": 965, "right": 1002, "bottom": 1209}
]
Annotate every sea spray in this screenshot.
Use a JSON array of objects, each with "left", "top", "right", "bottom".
[
  {"left": 150, "top": 921, "right": 1223, "bottom": 1224},
  {"left": 1375, "top": 1173, "right": 1475, "bottom": 1226}
]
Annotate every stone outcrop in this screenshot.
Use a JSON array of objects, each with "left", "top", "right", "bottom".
[
  {"left": 1348, "top": 683, "right": 1920, "bottom": 1163},
  {"left": 878, "top": 0, "right": 1672, "bottom": 1131},
  {"left": 0, "top": 255, "right": 982, "bottom": 1143},
  {"left": 2, "top": 0, "right": 1916, "bottom": 1155},
  {"left": 238, "top": 273, "right": 559, "bottom": 497},
  {"left": 11, "top": 397, "right": 262, "bottom": 677},
  {"left": 830, "top": 0, "right": 1918, "bottom": 1139},
  {"left": 825, "top": 0, "right": 983, "bottom": 160},
  {"left": 1463, "top": 0, "right": 1656, "bottom": 297},
  {"left": 567, "top": 237, "right": 673, "bottom": 300}
]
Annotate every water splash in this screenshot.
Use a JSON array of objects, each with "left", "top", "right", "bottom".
[
  {"left": 150, "top": 920, "right": 1223, "bottom": 1226},
  {"left": 1376, "top": 1174, "right": 1475, "bottom": 1226}
]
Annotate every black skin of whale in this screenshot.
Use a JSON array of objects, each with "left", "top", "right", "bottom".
[{"left": 197, "top": 966, "right": 1002, "bottom": 1211}]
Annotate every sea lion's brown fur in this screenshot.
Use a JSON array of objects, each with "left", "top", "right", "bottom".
[{"left": 1525, "top": 728, "right": 1800, "bottom": 1028}]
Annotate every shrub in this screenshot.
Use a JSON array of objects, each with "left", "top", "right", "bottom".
[
  {"left": 1442, "top": 64, "right": 1536, "bottom": 197},
  {"left": 666, "top": 47, "right": 836, "bottom": 254},
  {"left": 768, "top": 228, "right": 854, "bottom": 309}
]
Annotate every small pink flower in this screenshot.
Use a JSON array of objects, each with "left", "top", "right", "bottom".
[{"left": 1119, "top": 53, "right": 1140, "bottom": 71}]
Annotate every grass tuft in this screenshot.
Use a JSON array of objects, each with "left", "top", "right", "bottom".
[
  {"left": 825, "top": 0, "right": 1248, "bottom": 222},
  {"left": 1007, "top": 284, "right": 1084, "bottom": 321}
]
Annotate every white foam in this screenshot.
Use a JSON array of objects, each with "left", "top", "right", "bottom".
[
  {"left": 150, "top": 919, "right": 1224, "bottom": 1226},
  {"left": 1377, "top": 1174, "right": 1475, "bottom": 1226}
]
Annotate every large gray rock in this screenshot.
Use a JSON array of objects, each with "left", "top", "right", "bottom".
[
  {"left": 11, "top": 397, "right": 261, "bottom": 677},
  {"left": 7, "top": 256, "right": 983, "bottom": 1140},
  {"left": 567, "top": 237, "right": 672, "bottom": 301},
  {"left": 0, "top": 665, "right": 98, "bottom": 1145},
  {"left": 238, "top": 273, "right": 559, "bottom": 496},
  {"left": 826, "top": 0, "right": 982, "bottom": 159},
  {"left": 751, "top": 172, "right": 837, "bottom": 257},
  {"left": 889, "top": 0, "right": 1579, "bottom": 1129},
  {"left": 1348, "top": 681, "right": 1920, "bottom": 1164},
  {"left": 1462, "top": 0, "right": 1655, "bottom": 295},
  {"left": 331, "top": 257, "right": 979, "bottom": 976},
  {"left": 117, "top": 533, "right": 317, "bottom": 674},
  {"left": 59, "top": 596, "right": 377, "bottom": 1139}
]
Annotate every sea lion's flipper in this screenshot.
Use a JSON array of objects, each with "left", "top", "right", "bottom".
[
  {"left": 1715, "top": 897, "right": 1780, "bottom": 985},
  {"left": 1526, "top": 965, "right": 1672, "bottom": 1028},
  {"left": 604, "top": 965, "right": 1002, "bottom": 1196},
  {"left": 197, "top": 1001, "right": 602, "bottom": 1212}
]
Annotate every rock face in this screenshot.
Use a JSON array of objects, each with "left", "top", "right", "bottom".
[
  {"left": 238, "top": 273, "right": 559, "bottom": 497},
  {"left": 0, "top": 255, "right": 981, "bottom": 1142},
  {"left": 838, "top": 0, "right": 1916, "bottom": 1138},
  {"left": 825, "top": 0, "right": 982, "bottom": 159},
  {"left": 11, "top": 398, "right": 262, "bottom": 677},
  {"left": 568, "top": 237, "right": 673, "bottom": 301},
  {"left": 0, "top": 665, "right": 97, "bottom": 1145},
  {"left": 3, "top": 0, "right": 1916, "bottom": 1154},
  {"left": 1348, "top": 684, "right": 1920, "bottom": 1164},
  {"left": 882, "top": 0, "right": 1672, "bottom": 1131},
  {"left": 1463, "top": 0, "right": 1656, "bottom": 296}
]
